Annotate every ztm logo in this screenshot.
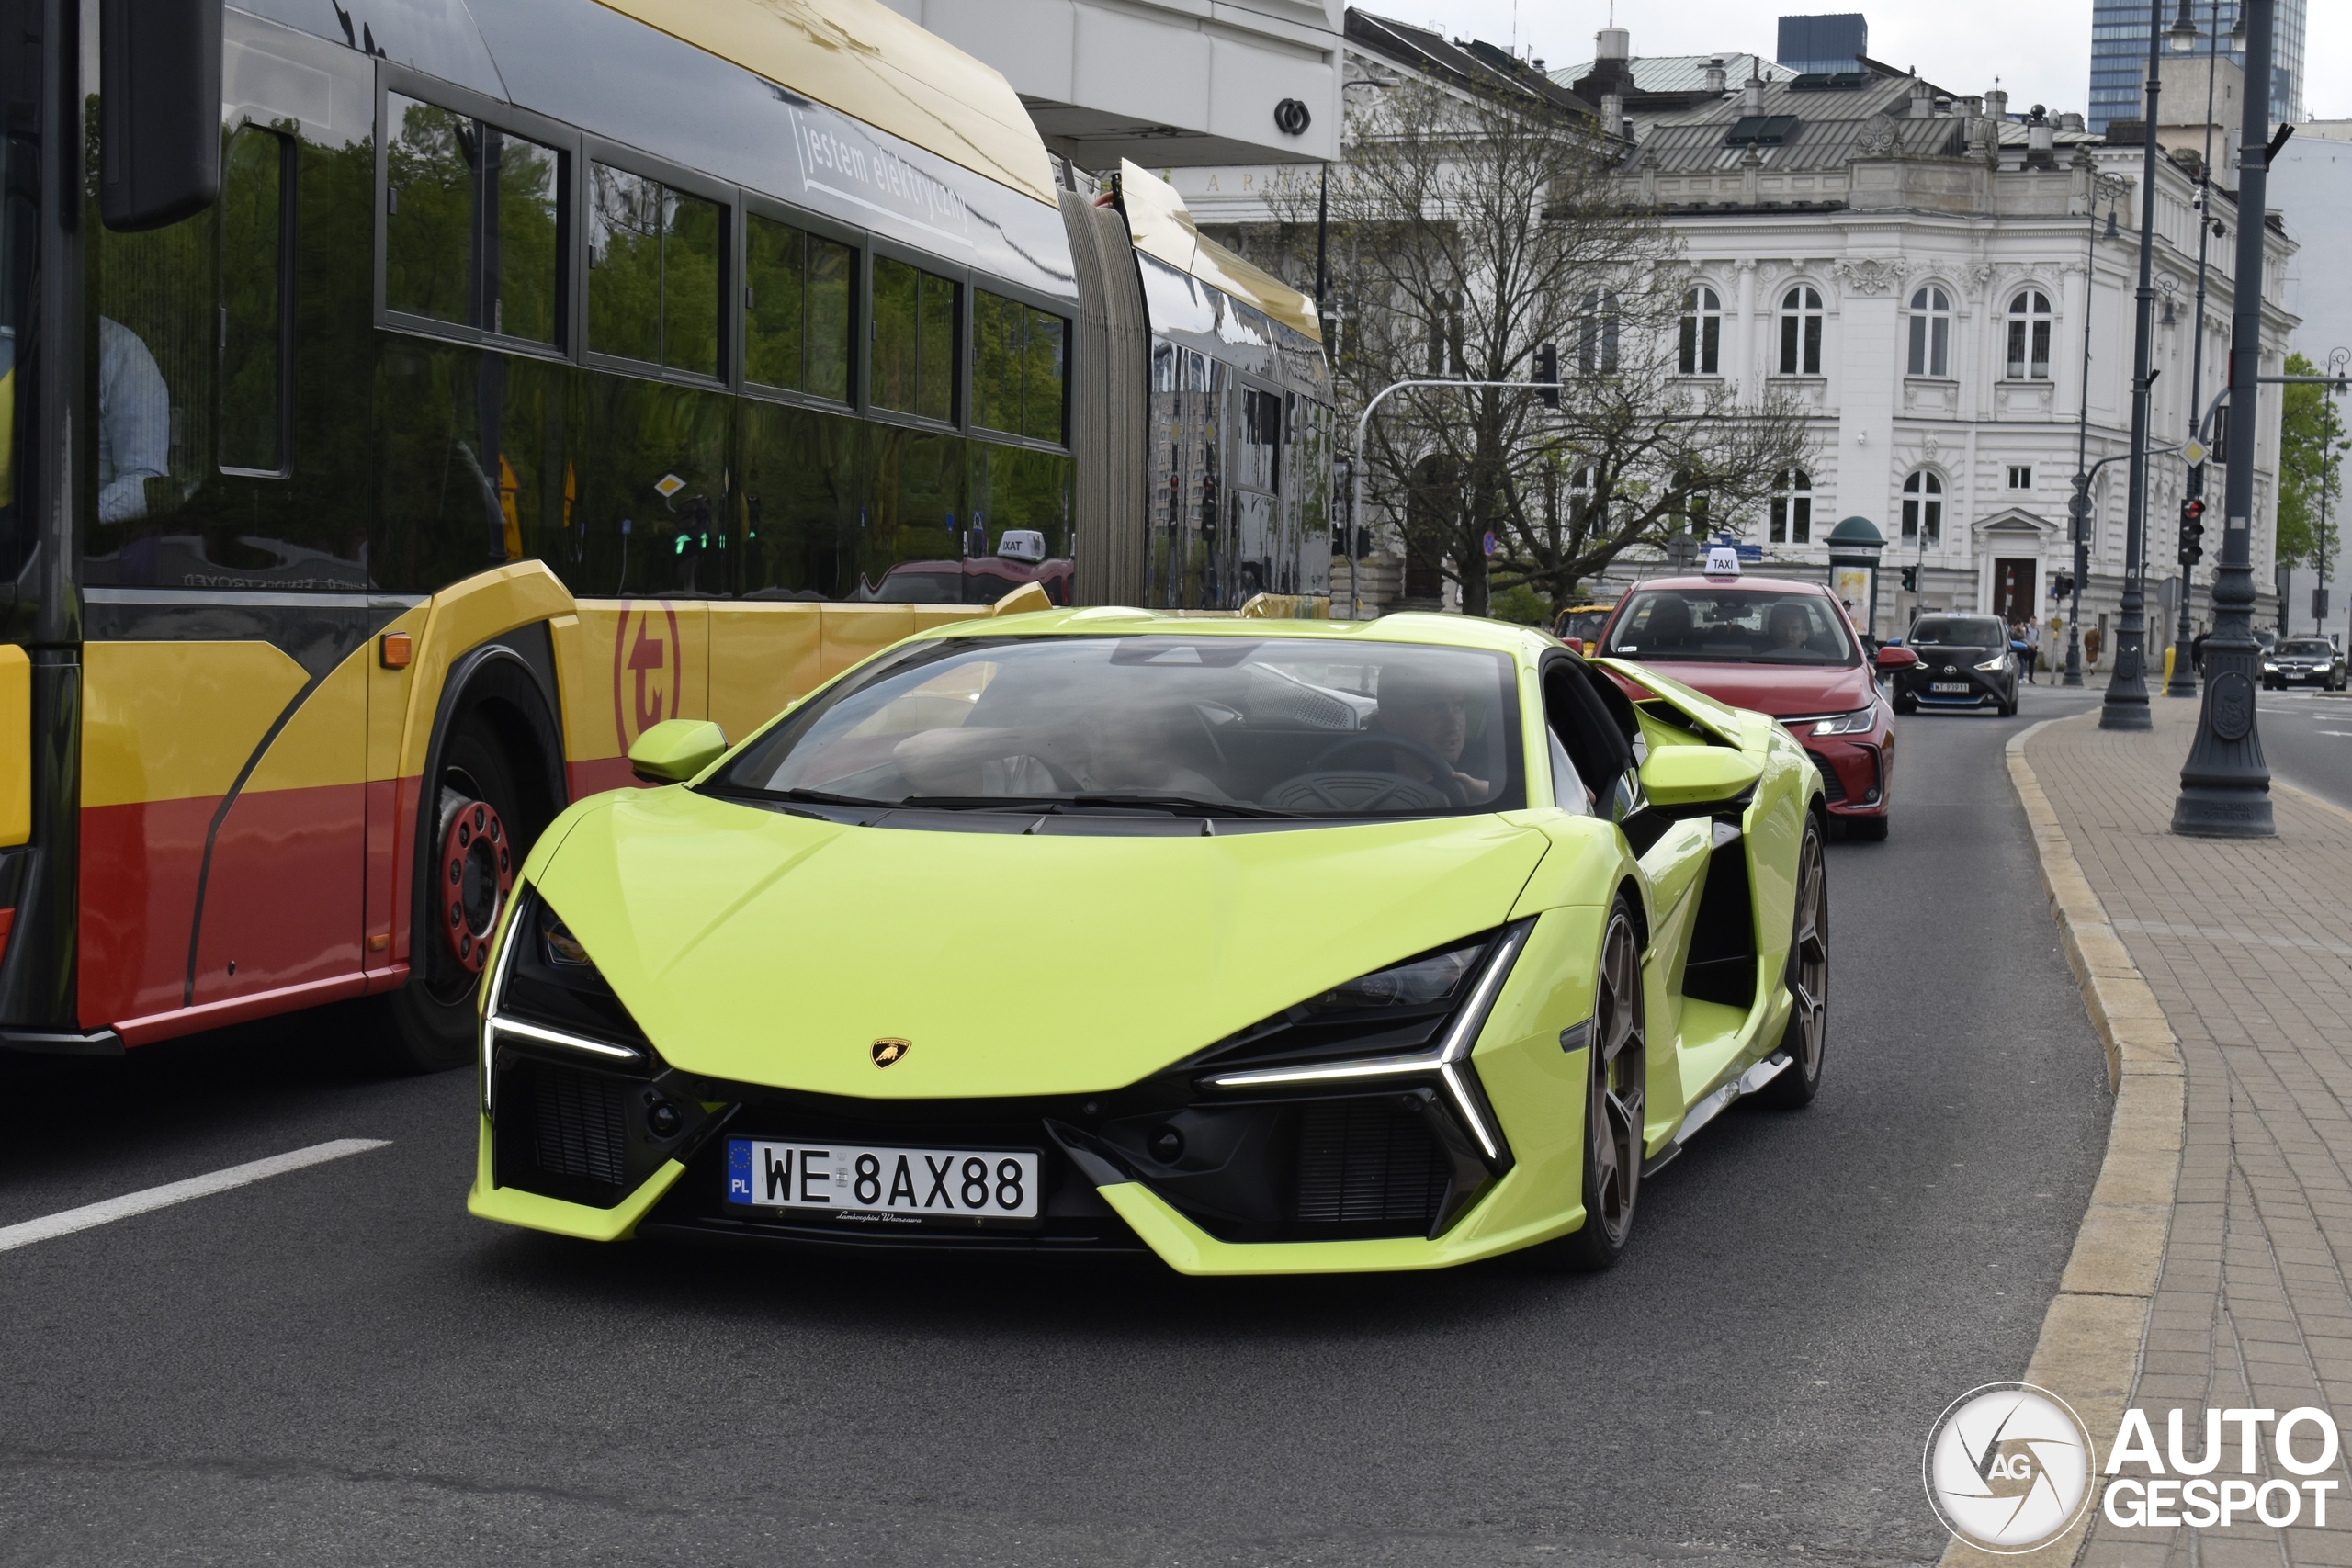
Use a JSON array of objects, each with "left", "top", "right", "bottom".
[{"left": 611, "top": 600, "right": 683, "bottom": 750}]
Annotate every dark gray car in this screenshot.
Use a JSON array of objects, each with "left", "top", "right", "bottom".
[
  {"left": 1890, "top": 615, "right": 2019, "bottom": 717},
  {"left": 2265, "top": 637, "right": 2347, "bottom": 691}
]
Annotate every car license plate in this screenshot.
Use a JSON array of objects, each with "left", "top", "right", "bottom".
[
  {"left": 1930, "top": 682, "right": 1971, "bottom": 694},
  {"left": 725, "top": 1138, "right": 1042, "bottom": 1221}
]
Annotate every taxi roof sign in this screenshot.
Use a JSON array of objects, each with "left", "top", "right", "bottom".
[{"left": 1703, "top": 545, "right": 1742, "bottom": 578}]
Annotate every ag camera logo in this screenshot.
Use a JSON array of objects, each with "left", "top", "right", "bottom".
[{"left": 1922, "top": 1382, "right": 2095, "bottom": 1552}]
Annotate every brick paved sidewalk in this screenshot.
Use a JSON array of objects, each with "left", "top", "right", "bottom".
[{"left": 2030, "top": 699, "right": 2352, "bottom": 1567}]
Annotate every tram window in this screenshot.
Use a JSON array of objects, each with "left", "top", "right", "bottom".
[
  {"left": 385, "top": 96, "right": 563, "bottom": 346},
  {"left": 972, "top": 289, "right": 1067, "bottom": 445},
  {"left": 588, "top": 164, "right": 661, "bottom": 362},
  {"left": 386, "top": 96, "right": 475, "bottom": 326},
  {"left": 745, "top": 217, "right": 805, "bottom": 390},
  {"left": 808, "top": 235, "right": 852, "bottom": 401},
  {"left": 493, "top": 132, "right": 561, "bottom": 344},
  {"left": 1237, "top": 387, "right": 1280, "bottom": 492},
  {"left": 873, "top": 256, "right": 956, "bottom": 423},
  {"left": 589, "top": 163, "right": 724, "bottom": 377},
  {"left": 662, "top": 189, "right": 722, "bottom": 377},
  {"left": 219, "top": 128, "right": 287, "bottom": 475},
  {"left": 746, "top": 217, "right": 854, "bottom": 401}
]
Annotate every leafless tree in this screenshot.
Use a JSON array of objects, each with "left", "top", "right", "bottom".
[{"left": 1237, "top": 77, "right": 1812, "bottom": 616}]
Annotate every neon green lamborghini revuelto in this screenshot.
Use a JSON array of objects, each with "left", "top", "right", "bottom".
[{"left": 468, "top": 609, "right": 1829, "bottom": 1273}]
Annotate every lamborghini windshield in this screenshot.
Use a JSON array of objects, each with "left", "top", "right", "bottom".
[{"left": 708, "top": 636, "right": 1525, "bottom": 818}]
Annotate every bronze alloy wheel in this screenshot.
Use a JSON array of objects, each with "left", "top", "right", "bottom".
[
  {"left": 1587, "top": 903, "right": 1647, "bottom": 1248},
  {"left": 1532, "top": 897, "right": 1649, "bottom": 1271},
  {"left": 1758, "top": 816, "right": 1828, "bottom": 1108}
]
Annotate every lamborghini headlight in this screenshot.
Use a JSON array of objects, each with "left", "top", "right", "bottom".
[
  {"left": 1202, "top": 922, "right": 1531, "bottom": 1163},
  {"left": 481, "top": 887, "right": 650, "bottom": 1114},
  {"left": 1809, "top": 705, "right": 1878, "bottom": 737}
]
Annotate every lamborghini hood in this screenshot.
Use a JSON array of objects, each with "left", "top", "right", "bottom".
[{"left": 524, "top": 788, "right": 1554, "bottom": 1100}]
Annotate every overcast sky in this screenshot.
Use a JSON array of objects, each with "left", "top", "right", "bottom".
[{"left": 1419, "top": 0, "right": 2350, "bottom": 122}]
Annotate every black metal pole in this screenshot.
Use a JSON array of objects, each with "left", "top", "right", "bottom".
[
  {"left": 2100, "top": 0, "right": 2165, "bottom": 731},
  {"left": 1314, "top": 164, "right": 1329, "bottom": 307},
  {"left": 2173, "top": 0, "right": 2275, "bottom": 834},
  {"left": 2065, "top": 187, "right": 2105, "bottom": 688},
  {"left": 2165, "top": 0, "right": 2222, "bottom": 695}
]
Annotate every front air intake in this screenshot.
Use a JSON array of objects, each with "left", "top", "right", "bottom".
[
  {"left": 1293, "top": 1100, "right": 1451, "bottom": 1233},
  {"left": 529, "top": 1063, "right": 630, "bottom": 1186}
]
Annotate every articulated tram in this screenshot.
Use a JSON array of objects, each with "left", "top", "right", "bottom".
[{"left": 0, "top": 0, "right": 1329, "bottom": 1066}]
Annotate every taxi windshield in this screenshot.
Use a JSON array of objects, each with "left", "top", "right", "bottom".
[
  {"left": 708, "top": 636, "right": 1527, "bottom": 818},
  {"left": 1607, "top": 590, "right": 1858, "bottom": 666}
]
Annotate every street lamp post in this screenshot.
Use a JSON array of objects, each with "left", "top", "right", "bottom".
[
  {"left": 2173, "top": 0, "right": 2277, "bottom": 835},
  {"left": 2164, "top": 0, "right": 2225, "bottom": 696},
  {"left": 2098, "top": 0, "right": 2169, "bottom": 731}
]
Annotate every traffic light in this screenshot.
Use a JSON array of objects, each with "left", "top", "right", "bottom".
[
  {"left": 2052, "top": 570, "right": 2075, "bottom": 600},
  {"left": 1899, "top": 565, "right": 1919, "bottom": 592},
  {"left": 2178, "top": 496, "right": 2206, "bottom": 569},
  {"left": 1533, "top": 343, "right": 1558, "bottom": 408}
]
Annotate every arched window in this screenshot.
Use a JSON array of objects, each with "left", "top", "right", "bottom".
[
  {"left": 1906, "top": 286, "right": 1951, "bottom": 377},
  {"left": 1577, "top": 289, "right": 1620, "bottom": 374},
  {"left": 1678, "top": 286, "right": 1722, "bottom": 375},
  {"left": 2007, "top": 289, "right": 2052, "bottom": 379},
  {"left": 1769, "top": 468, "right": 1812, "bottom": 544},
  {"left": 1901, "top": 470, "right": 1943, "bottom": 545},
  {"left": 1778, "top": 285, "right": 1823, "bottom": 375}
]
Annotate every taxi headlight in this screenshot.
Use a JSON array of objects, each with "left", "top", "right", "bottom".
[{"left": 1810, "top": 705, "right": 1878, "bottom": 737}]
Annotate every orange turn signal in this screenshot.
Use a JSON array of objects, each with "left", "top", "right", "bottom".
[{"left": 379, "top": 631, "right": 413, "bottom": 669}]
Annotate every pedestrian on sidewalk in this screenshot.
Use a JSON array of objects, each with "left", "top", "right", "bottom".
[{"left": 2022, "top": 616, "right": 2041, "bottom": 683}]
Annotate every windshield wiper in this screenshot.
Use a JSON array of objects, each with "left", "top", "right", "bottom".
[
  {"left": 1067, "top": 793, "right": 1297, "bottom": 818},
  {"left": 708, "top": 784, "right": 891, "bottom": 810},
  {"left": 894, "top": 793, "right": 1297, "bottom": 819}
]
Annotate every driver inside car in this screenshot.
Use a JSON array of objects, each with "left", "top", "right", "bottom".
[
  {"left": 1768, "top": 602, "right": 1813, "bottom": 653},
  {"left": 1366, "top": 661, "right": 1494, "bottom": 804}
]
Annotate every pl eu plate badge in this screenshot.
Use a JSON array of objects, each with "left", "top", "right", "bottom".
[{"left": 728, "top": 1139, "right": 754, "bottom": 1203}]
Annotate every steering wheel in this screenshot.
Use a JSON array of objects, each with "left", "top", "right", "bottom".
[{"left": 1305, "top": 734, "right": 1471, "bottom": 808}]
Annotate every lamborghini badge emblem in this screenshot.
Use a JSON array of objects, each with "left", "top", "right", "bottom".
[{"left": 871, "top": 1037, "right": 911, "bottom": 1068}]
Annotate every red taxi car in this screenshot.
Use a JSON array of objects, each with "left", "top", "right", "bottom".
[{"left": 1595, "top": 564, "right": 1917, "bottom": 840}]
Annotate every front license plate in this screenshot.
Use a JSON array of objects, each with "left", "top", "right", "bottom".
[
  {"left": 725, "top": 1138, "right": 1042, "bottom": 1222},
  {"left": 1930, "top": 682, "right": 1972, "bottom": 694}
]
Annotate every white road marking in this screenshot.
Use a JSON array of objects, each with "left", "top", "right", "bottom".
[
  {"left": 2316, "top": 731, "right": 2352, "bottom": 738},
  {"left": 0, "top": 1138, "right": 392, "bottom": 1254}
]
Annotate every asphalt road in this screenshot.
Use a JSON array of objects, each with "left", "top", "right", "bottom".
[
  {"left": 0, "top": 684, "right": 2112, "bottom": 1568},
  {"left": 2248, "top": 686, "right": 2352, "bottom": 818}
]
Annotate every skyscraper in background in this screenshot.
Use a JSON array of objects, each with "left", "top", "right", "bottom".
[{"left": 2088, "top": 0, "right": 2304, "bottom": 135}]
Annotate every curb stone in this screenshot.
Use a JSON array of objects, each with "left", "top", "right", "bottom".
[{"left": 1933, "top": 716, "right": 2187, "bottom": 1568}]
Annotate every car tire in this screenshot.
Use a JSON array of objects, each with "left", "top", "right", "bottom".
[
  {"left": 1843, "top": 812, "right": 1888, "bottom": 841},
  {"left": 366, "top": 671, "right": 559, "bottom": 1074},
  {"left": 1755, "top": 814, "right": 1828, "bottom": 1110},
  {"left": 1893, "top": 693, "right": 1916, "bottom": 716},
  {"left": 1526, "top": 895, "right": 1646, "bottom": 1272}
]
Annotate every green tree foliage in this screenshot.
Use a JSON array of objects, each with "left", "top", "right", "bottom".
[{"left": 2277, "top": 351, "right": 2347, "bottom": 574}]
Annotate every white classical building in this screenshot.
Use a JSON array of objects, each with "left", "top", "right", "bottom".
[{"left": 1176, "top": 13, "right": 2301, "bottom": 660}]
